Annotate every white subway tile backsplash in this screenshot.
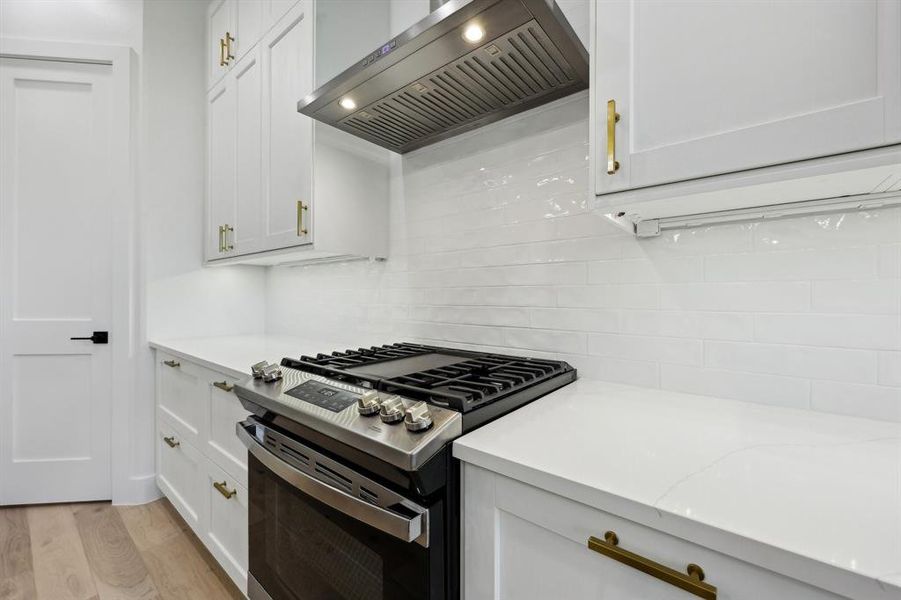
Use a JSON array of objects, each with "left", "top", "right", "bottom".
[
  {"left": 704, "top": 247, "right": 877, "bottom": 281},
  {"left": 812, "top": 280, "right": 901, "bottom": 314},
  {"left": 557, "top": 285, "right": 659, "bottom": 309},
  {"left": 588, "top": 334, "right": 703, "bottom": 366},
  {"left": 755, "top": 314, "right": 901, "bottom": 350},
  {"left": 705, "top": 341, "right": 876, "bottom": 383},
  {"left": 530, "top": 308, "right": 620, "bottom": 333},
  {"left": 659, "top": 364, "right": 810, "bottom": 409},
  {"left": 264, "top": 95, "right": 901, "bottom": 422},
  {"left": 878, "top": 352, "right": 901, "bottom": 387},
  {"left": 877, "top": 244, "right": 901, "bottom": 278},
  {"left": 811, "top": 381, "right": 901, "bottom": 422},
  {"left": 659, "top": 282, "right": 810, "bottom": 312},
  {"left": 620, "top": 310, "right": 754, "bottom": 341}
]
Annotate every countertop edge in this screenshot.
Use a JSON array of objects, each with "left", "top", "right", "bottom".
[
  {"left": 148, "top": 339, "right": 251, "bottom": 380},
  {"left": 453, "top": 441, "right": 900, "bottom": 600}
]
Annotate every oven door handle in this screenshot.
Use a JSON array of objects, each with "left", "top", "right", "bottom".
[{"left": 237, "top": 423, "right": 428, "bottom": 546}]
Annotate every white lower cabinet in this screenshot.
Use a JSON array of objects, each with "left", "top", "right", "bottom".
[
  {"left": 463, "top": 464, "right": 843, "bottom": 600},
  {"left": 203, "top": 458, "right": 249, "bottom": 589},
  {"left": 154, "top": 351, "right": 250, "bottom": 595},
  {"left": 156, "top": 416, "right": 206, "bottom": 533}
]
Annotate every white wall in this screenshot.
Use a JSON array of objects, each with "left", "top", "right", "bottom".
[
  {"left": 0, "top": 0, "right": 143, "bottom": 49},
  {"left": 266, "top": 89, "right": 901, "bottom": 422}
]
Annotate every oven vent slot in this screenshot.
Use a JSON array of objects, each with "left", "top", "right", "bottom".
[
  {"left": 314, "top": 462, "right": 354, "bottom": 494},
  {"left": 359, "top": 486, "right": 380, "bottom": 505},
  {"left": 280, "top": 444, "right": 311, "bottom": 467}
]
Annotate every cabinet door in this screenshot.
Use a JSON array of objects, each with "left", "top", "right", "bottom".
[
  {"left": 203, "top": 459, "right": 248, "bottom": 593},
  {"left": 207, "top": 81, "right": 237, "bottom": 259},
  {"left": 594, "top": 0, "right": 901, "bottom": 195},
  {"left": 157, "top": 353, "right": 208, "bottom": 446},
  {"left": 157, "top": 417, "right": 205, "bottom": 533},
  {"left": 234, "top": 0, "right": 263, "bottom": 62},
  {"left": 207, "top": 0, "right": 233, "bottom": 89},
  {"left": 266, "top": 0, "right": 301, "bottom": 30},
  {"left": 233, "top": 49, "right": 264, "bottom": 256},
  {"left": 261, "top": 1, "right": 314, "bottom": 252},
  {"left": 207, "top": 376, "right": 251, "bottom": 488}
]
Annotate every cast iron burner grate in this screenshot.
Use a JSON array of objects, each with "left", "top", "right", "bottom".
[{"left": 282, "top": 343, "right": 572, "bottom": 413}]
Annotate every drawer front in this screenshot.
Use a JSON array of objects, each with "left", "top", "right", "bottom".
[
  {"left": 157, "top": 352, "right": 207, "bottom": 444},
  {"left": 157, "top": 416, "right": 205, "bottom": 533},
  {"left": 203, "top": 458, "right": 248, "bottom": 593},
  {"left": 207, "top": 378, "right": 251, "bottom": 488},
  {"left": 463, "top": 465, "right": 843, "bottom": 600}
]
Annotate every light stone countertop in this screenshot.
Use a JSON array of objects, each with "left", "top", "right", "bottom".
[{"left": 453, "top": 379, "right": 901, "bottom": 600}]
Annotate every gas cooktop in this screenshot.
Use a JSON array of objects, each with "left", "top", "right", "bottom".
[{"left": 234, "top": 343, "right": 576, "bottom": 471}]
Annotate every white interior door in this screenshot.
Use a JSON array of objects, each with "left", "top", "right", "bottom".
[
  {"left": 0, "top": 57, "right": 114, "bottom": 505},
  {"left": 595, "top": 0, "right": 901, "bottom": 195}
]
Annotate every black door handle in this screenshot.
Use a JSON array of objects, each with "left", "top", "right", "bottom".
[{"left": 70, "top": 331, "right": 108, "bottom": 344}]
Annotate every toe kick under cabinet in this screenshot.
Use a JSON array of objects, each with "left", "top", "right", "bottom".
[
  {"left": 463, "top": 464, "right": 844, "bottom": 600},
  {"left": 155, "top": 351, "right": 250, "bottom": 594}
]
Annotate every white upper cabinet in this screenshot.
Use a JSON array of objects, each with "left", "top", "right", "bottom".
[
  {"left": 205, "top": 0, "right": 391, "bottom": 264},
  {"left": 594, "top": 0, "right": 901, "bottom": 197},
  {"left": 207, "top": 0, "right": 233, "bottom": 89},
  {"left": 260, "top": 3, "right": 313, "bottom": 252}
]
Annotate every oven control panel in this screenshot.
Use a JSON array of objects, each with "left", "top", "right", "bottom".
[{"left": 285, "top": 380, "right": 358, "bottom": 413}]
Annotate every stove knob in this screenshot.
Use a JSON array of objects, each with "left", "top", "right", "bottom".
[
  {"left": 404, "top": 401, "right": 433, "bottom": 433},
  {"left": 261, "top": 363, "right": 283, "bottom": 383},
  {"left": 357, "top": 390, "right": 381, "bottom": 416},
  {"left": 250, "top": 361, "right": 269, "bottom": 379},
  {"left": 378, "top": 396, "right": 405, "bottom": 424}
]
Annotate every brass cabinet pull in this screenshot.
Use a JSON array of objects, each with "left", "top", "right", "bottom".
[
  {"left": 163, "top": 359, "right": 180, "bottom": 368},
  {"left": 296, "top": 201, "right": 308, "bottom": 236},
  {"left": 224, "top": 32, "right": 235, "bottom": 63},
  {"left": 218, "top": 37, "right": 227, "bottom": 67},
  {"left": 606, "top": 99, "right": 621, "bottom": 174},
  {"left": 217, "top": 225, "right": 225, "bottom": 252},
  {"left": 588, "top": 532, "right": 716, "bottom": 600},
  {"left": 163, "top": 436, "right": 180, "bottom": 448},
  {"left": 213, "top": 480, "right": 237, "bottom": 499},
  {"left": 223, "top": 224, "right": 234, "bottom": 251},
  {"left": 212, "top": 380, "right": 234, "bottom": 392}
]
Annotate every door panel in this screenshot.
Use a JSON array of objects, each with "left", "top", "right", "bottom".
[
  {"left": 207, "top": 81, "right": 237, "bottom": 259},
  {"left": 234, "top": 50, "right": 263, "bottom": 256},
  {"left": 0, "top": 58, "right": 113, "bottom": 505},
  {"left": 236, "top": 0, "right": 263, "bottom": 61},
  {"left": 595, "top": 0, "right": 901, "bottom": 195},
  {"left": 208, "top": 0, "right": 232, "bottom": 88},
  {"left": 261, "top": 1, "right": 313, "bottom": 252}
]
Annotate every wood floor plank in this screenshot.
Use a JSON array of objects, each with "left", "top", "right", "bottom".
[
  {"left": 26, "top": 504, "right": 98, "bottom": 600},
  {"left": 0, "top": 507, "right": 36, "bottom": 600},
  {"left": 118, "top": 499, "right": 243, "bottom": 600},
  {"left": 119, "top": 500, "right": 242, "bottom": 600},
  {"left": 71, "top": 503, "right": 159, "bottom": 600}
]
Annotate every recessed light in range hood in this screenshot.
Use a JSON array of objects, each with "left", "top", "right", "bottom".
[{"left": 298, "top": 0, "right": 588, "bottom": 154}]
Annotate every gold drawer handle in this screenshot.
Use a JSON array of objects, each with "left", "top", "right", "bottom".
[
  {"left": 606, "top": 99, "right": 621, "bottom": 174},
  {"left": 224, "top": 32, "right": 235, "bottom": 63},
  {"left": 296, "top": 200, "right": 308, "bottom": 236},
  {"left": 218, "top": 225, "right": 225, "bottom": 253},
  {"left": 588, "top": 531, "right": 716, "bottom": 600},
  {"left": 223, "top": 224, "right": 234, "bottom": 251},
  {"left": 212, "top": 380, "right": 234, "bottom": 392},
  {"left": 218, "top": 37, "right": 227, "bottom": 67},
  {"left": 163, "top": 359, "right": 180, "bottom": 368},
  {"left": 213, "top": 481, "right": 237, "bottom": 499},
  {"left": 163, "top": 436, "right": 180, "bottom": 449}
]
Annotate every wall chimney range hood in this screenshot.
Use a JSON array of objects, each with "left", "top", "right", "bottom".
[{"left": 298, "top": 0, "right": 588, "bottom": 154}]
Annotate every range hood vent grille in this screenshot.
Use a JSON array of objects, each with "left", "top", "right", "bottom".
[
  {"left": 340, "top": 22, "right": 579, "bottom": 151},
  {"left": 299, "top": 0, "right": 588, "bottom": 154}
]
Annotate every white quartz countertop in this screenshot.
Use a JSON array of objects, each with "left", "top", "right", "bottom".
[
  {"left": 453, "top": 379, "right": 901, "bottom": 600},
  {"left": 148, "top": 334, "right": 374, "bottom": 379}
]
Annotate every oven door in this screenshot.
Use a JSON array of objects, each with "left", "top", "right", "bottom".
[{"left": 237, "top": 420, "right": 442, "bottom": 600}]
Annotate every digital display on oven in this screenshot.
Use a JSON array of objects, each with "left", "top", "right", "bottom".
[{"left": 285, "top": 380, "right": 358, "bottom": 413}]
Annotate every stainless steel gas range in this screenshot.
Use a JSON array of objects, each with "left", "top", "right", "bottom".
[{"left": 234, "top": 342, "right": 576, "bottom": 600}]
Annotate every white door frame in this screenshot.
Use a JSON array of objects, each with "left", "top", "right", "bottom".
[{"left": 0, "top": 38, "right": 147, "bottom": 504}]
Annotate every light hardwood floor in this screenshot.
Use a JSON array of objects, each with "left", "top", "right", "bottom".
[{"left": 0, "top": 498, "right": 244, "bottom": 600}]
